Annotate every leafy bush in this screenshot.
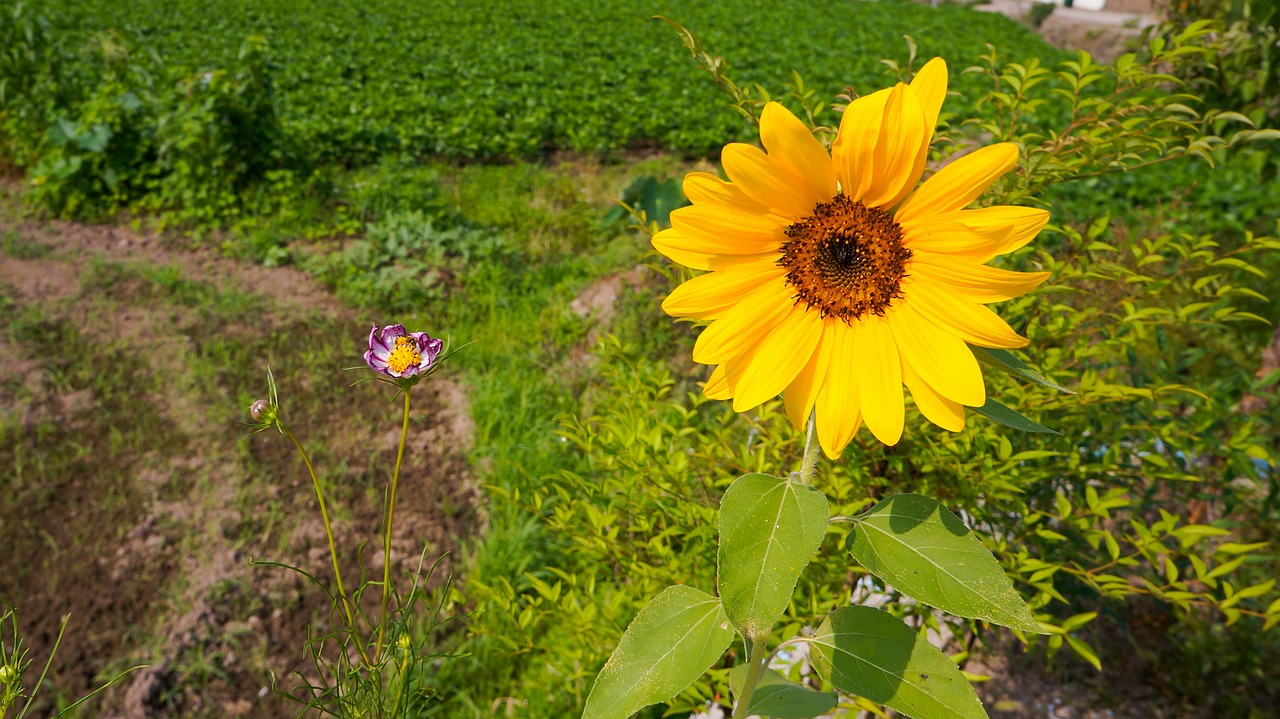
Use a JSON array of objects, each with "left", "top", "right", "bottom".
[
  {"left": 1157, "top": 0, "right": 1280, "bottom": 126},
  {"left": 7, "top": 24, "right": 288, "bottom": 220},
  {"left": 142, "top": 36, "right": 287, "bottom": 223}
]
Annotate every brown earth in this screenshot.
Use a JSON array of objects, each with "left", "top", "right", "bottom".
[{"left": 0, "top": 184, "right": 479, "bottom": 718}]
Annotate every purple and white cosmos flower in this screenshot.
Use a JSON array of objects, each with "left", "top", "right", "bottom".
[{"left": 365, "top": 324, "right": 444, "bottom": 379}]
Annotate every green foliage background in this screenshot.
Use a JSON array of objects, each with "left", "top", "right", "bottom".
[{"left": 1, "top": 0, "right": 1279, "bottom": 717}]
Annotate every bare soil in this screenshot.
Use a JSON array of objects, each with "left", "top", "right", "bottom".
[{"left": 0, "top": 187, "right": 479, "bottom": 718}]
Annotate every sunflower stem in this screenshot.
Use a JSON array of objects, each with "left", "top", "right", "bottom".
[
  {"left": 376, "top": 389, "right": 412, "bottom": 662},
  {"left": 797, "top": 410, "right": 820, "bottom": 485},
  {"left": 283, "top": 426, "right": 371, "bottom": 668},
  {"left": 734, "top": 634, "right": 770, "bottom": 718}
]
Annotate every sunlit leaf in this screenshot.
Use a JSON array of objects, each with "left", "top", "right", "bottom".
[
  {"left": 847, "top": 495, "right": 1043, "bottom": 633},
  {"left": 583, "top": 585, "right": 734, "bottom": 719},
  {"left": 719, "top": 473, "right": 828, "bottom": 639}
]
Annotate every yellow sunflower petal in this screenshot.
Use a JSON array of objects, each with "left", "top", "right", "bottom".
[
  {"left": 855, "top": 317, "right": 905, "bottom": 446},
  {"left": 651, "top": 228, "right": 778, "bottom": 271},
  {"left": 759, "top": 101, "right": 837, "bottom": 208},
  {"left": 815, "top": 323, "right": 863, "bottom": 459},
  {"left": 944, "top": 206, "right": 1051, "bottom": 255},
  {"left": 733, "top": 304, "right": 824, "bottom": 412},
  {"left": 669, "top": 204, "right": 786, "bottom": 253},
  {"left": 888, "top": 303, "right": 986, "bottom": 406},
  {"left": 831, "top": 87, "right": 891, "bottom": 201},
  {"left": 704, "top": 363, "right": 735, "bottom": 400},
  {"left": 879, "top": 57, "right": 949, "bottom": 210},
  {"left": 910, "top": 256, "right": 1051, "bottom": 304},
  {"left": 900, "top": 219, "right": 1016, "bottom": 263},
  {"left": 902, "top": 361, "right": 966, "bottom": 432},
  {"left": 784, "top": 324, "right": 832, "bottom": 430},
  {"left": 662, "top": 257, "right": 785, "bottom": 319},
  {"left": 863, "top": 83, "right": 927, "bottom": 209},
  {"left": 906, "top": 277, "right": 1029, "bottom": 349},
  {"left": 911, "top": 58, "right": 948, "bottom": 138},
  {"left": 895, "top": 143, "right": 1020, "bottom": 224},
  {"left": 692, "top": 278, "right": 796, "bottom": 365},
  {"left": 721, "top": 142, "right": 814, "bottom": 219},
  {"left": 682, "top": 171, "right": 771, "bottom": 215}
]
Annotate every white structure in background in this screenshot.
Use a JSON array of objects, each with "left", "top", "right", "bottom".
[{"left": 1035, "top": 0, "right": 1109, "bottom": 12}]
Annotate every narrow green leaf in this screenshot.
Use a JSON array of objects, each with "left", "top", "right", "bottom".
[
  {"left": 847, "top": 495, "right": 1044, "bottom": 634},
  {"left": 583, "top": 585, "right": 734, "bottom": 719},
  {"left": 728, "top": 665, "right": 838, "bottom": 719},
  {"left": 719, "top": 473, "right": 828, "bottom": 638},
  {"left": 1065, "top": 635, "right": 1102, "bottom": 671},
  {"left": 973, "top": 396, "right": 1061, "bottom": 435},
  {"left": 971, "top": 347, "right": 1073, "bottom": 393},
  {"left": 812, "top": 606, "right": 988, "bottom": 719}
]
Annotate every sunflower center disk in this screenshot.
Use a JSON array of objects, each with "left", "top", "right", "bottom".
[{"left": 779, "top": 195, "right": 912, "bottom": 323}]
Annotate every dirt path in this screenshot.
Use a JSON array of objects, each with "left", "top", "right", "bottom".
[{"left": 0, "top": 189, "right": 478, "bottom": 718}]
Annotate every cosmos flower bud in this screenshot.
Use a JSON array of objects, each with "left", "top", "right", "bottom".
[{"left": 249, "top": 398, "right": 275, "bottom": 423}]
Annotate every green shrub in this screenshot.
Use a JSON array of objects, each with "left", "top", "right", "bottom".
[
  {"left": 143, "top": 36, "right": 287, "bottom": 223},
  {"left": 1157, "top": 0, "right": 1280, "bottom": 127}
]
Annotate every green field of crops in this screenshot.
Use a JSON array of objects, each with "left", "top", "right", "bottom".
[{"left": 31, "top": 0, "right": 1063, "bottom": 162}]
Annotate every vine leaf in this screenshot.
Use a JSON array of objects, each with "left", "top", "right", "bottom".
[
  {"left": 847, "top": 494, "right": 1044, "bottom": 634},
  {"left": 582, "top": 585, "right": 734, "bottom": 719},
  {"left": 812, "top": 606, "right": 988, "bottom": 719}
]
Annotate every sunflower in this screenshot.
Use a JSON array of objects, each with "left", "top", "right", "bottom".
[{"left": 654, "top": 58, "right": 1050, "bottom": 458}]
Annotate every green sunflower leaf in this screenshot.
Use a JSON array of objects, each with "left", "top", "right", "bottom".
[
  {"left": 718, "top": 473, "right": 829, "bottom": 640},
  {"left": 846, "top": 494, "right": 1044, "bottom": 634},
  {"left": 971, "top": 346, "right": 1073, "bottom": 394},
  {"left": 973, "top": 396, "right": 1061, "bottom": 435},
  {"left": 582, "top": 585, "right": 734, "bottom": 719},
  {"left": 812, "top": 606, "right": 989, "bottom": 719},
  {"left": 728, "top": 664, "right": 839, "bottom": 719}
]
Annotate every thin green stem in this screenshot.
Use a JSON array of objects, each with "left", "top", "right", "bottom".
[
  {"left": 797, "top": 410, "right": 820, "bottom": 485},
  {"left": 376, "top": 389, "right": 412, "bottom": 662},
  {"left": 733, "top": 634, "right": 770, "bottom": 719},
  {"left": 284, "top": 428, "right": 371, "bottom": 667}
]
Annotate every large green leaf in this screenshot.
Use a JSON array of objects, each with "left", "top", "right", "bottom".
[
  {"left": 728, "top": 664, "right": 838, "bottom": 719},
  {"left": 812, "top": 606, "right": 988, "bottom": 719},
  {"left": 847, "top": 495, "right": 1043, "bottom": 633},
  {"left": 718, "top": 473, "right": 829, "bottom": 638},
  {"left": 582, "top": 585, "right": 735, "bottom": 719}
]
